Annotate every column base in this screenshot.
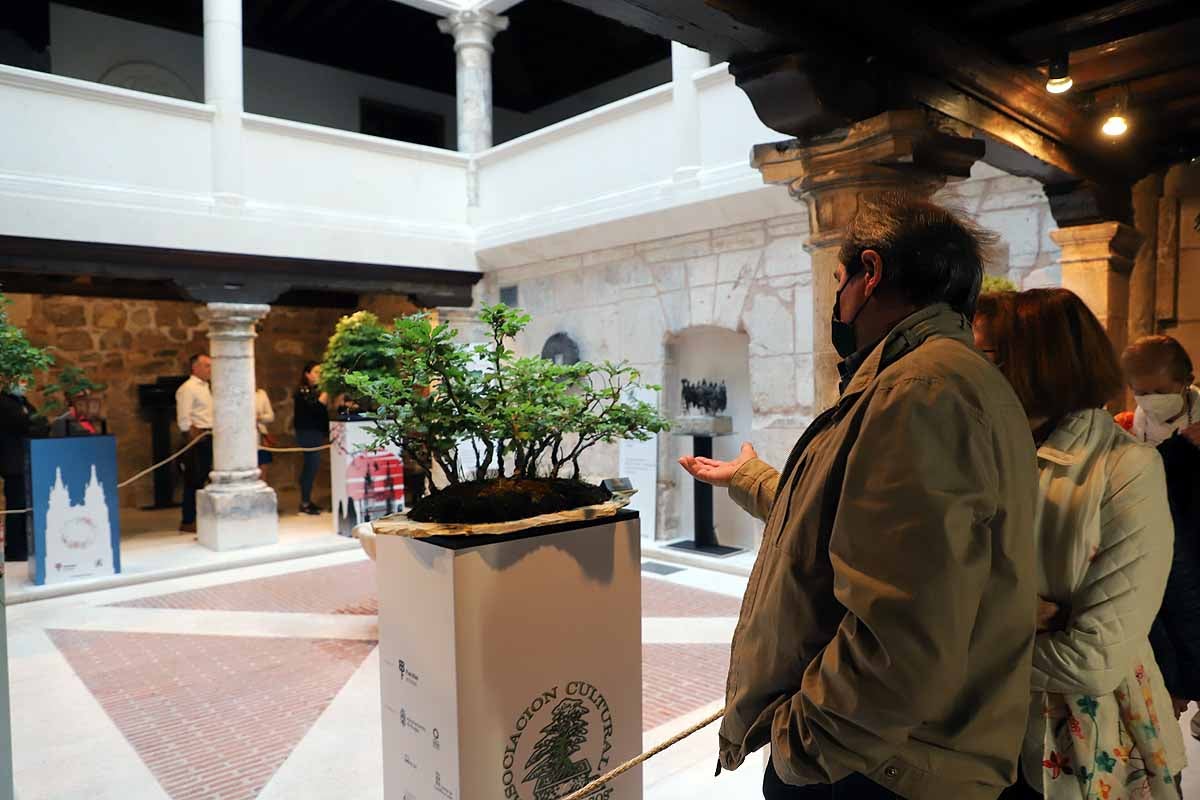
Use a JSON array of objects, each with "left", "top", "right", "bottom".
[{"left": 196, "top": 484, "right": 279, "bottom": 551}]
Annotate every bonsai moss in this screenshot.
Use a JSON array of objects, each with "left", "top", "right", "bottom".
[
  {"left": 346, "top": 304, "right": 668, "bottom": 524},
  {"left": 407, "top": 479, "right": 608, "bottom": 524}
]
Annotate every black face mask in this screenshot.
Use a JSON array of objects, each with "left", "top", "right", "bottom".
[{"left": 830, "top": 272, "right": 871, "bottom": 359}]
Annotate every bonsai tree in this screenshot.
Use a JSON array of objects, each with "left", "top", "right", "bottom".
[
  {"left": 345, "top": 304, "right": 668, "bottom": 524},
  {"left": 42, "top": 365, "right": 106, "bottom": 415},
  {"left": 0, "top": 292, "right": 53, "bottom": 392},
  {"left": 318, "top": 310, "right": 393, "bottom": 411}
]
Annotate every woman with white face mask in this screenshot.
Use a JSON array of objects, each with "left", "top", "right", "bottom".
[
  {"left": 1121, "top": 335, "right": 1200, "bottom": 751},
  {"left": 1122, "top": 336, "right": 1199, "bottom": 447}
]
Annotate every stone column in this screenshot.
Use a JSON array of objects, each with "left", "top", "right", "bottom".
[
  {"left": 1128, "top": 173, "right": 1163, "bottom": 342},
  {"left": 197, "top": 303, "right": 278, "bottom": 551},
  {"left": 1050, "top": 222, "right": 1142, "bottom": 358},
  {"left": 438, "top": 10, "right": 508, "bottom": 154},
  {"left": 751, "top": 110, "right": 984, "bottom": 410},
  {"left": 671, "top": 42, "right": 708, "bottom": 183},
  {"left": 204, "top": 0, "right": 244, "bottom": 208}
]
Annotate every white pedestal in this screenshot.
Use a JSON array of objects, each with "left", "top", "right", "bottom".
[
  {"left": 376, "top": 513, "right": 643, "bottom": 800},
  {"left": 196, "top": 484, "right": 278, "bottom": 551}
]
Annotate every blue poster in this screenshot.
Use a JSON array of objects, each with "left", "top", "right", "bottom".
[{"left": 29, "top": 436, "right": 121, "bottom": 585}]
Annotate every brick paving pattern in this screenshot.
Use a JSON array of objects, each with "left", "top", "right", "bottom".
[
  {"left": 640, "top": 575, "right": 742, "bottom": 618},
  {"left": 53, "top": 563, "right": 741, "bottom": 792},
  {"left": 47, "top": 629, "right": 375, "bottom": 800},
  {"left": 110, "top": 564, "right": 740, "bottom": 622},
  {"left": 110, "top": 561, "right": 379, "bottom": 616},
  {"left": 642, "top": 643, "right": 731, "bottom": 731}
]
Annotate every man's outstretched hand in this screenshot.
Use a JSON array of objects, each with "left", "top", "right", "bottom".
[{"left": 678, "top": 442, "right": 758, "bottom": 488}]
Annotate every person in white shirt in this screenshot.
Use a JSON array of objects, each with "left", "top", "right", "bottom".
[
  {"left": 175, "top": 353, "right": 213, "bottom": 533},
  {"left": 255, "top": 387, "right": 275, "bottom": 484}
]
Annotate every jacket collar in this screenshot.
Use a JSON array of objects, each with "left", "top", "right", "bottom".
[
  {"left": 1036, "top": 409, "right": 1104, "bottom": 466},
  {"left": 839, "top": 303, "right": 975, "bottom": 398}
]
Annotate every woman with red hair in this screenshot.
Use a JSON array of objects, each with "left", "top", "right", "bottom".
[{"left": 975, "top": 289, "right": 1186, "bottom": 799}]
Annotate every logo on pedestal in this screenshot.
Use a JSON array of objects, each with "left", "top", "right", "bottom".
[{"left": 501, "top": 682, "right": 614, "bottom": 800}]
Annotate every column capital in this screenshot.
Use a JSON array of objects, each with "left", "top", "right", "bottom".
[
  {"left": 751, "top": 110, "right": 985, "bottom": 250},
  {"left": 1050, "top": 221, "right": 1142, "bottom": 274},
  {"left": 1052, "top": 221, "right": 1142, "bottom": 360},
  {"left": 206, "top": 302, "right": 270, "bottom": 336},
  {"left": 438, "top": 10, "right": 509, "bottom": 52}
]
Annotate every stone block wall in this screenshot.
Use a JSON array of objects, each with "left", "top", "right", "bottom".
[
  {"left": 5, "top": 293, "right": 388, "bottom": 510},
  {"left": 480, "top": 213, "right": 817, "bottom": 543},
  {"left": 935, "top": 164, "right": 1061, "bottom": 289},
  {"left": 480, "top": 169, "right": 1060, "bottom": 541}
]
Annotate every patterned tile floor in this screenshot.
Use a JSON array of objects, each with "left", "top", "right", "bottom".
[
  {"left": 14, "top": 551, "right": 1199, "bottom": 799},
  {"left": 7, "top": 551, "right": 753, "bottom": 799}
]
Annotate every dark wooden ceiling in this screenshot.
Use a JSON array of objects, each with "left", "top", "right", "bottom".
[
  {"left": 564, "top": 0, "right": 1199, "bottom": 189},
  {"left": 31, "top": 0, "right": 667, "bottom": 112},
  {"left": 926, "top": 0, "right": 1200, "bottom": 165}
]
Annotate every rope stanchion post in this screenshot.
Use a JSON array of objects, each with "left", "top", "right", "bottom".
[{"left": 559, "top": 708, "right": 724, "bottom": 800}]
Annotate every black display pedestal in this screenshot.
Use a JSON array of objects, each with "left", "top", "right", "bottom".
[{"left": 669, "top": 429, "right": 743, "bottom": 558}]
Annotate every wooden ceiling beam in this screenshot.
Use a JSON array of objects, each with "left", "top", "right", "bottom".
[
  {"left": 1068, "top": 17, "right": 1200, "bottom": 91},
  {"left": 1091, "top": 64, "right": 1200, "bottom": 107},
  {"left": 1007, "top": 0, "right": 1186, "bottom": 60}
]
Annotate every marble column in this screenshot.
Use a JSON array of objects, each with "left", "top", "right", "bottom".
[
  {"left": 197, "top": 303, "right": 278, "bottom": 551},
  {"left": 1051, "top": 222, "right": 1142, "bottom": 357},
  {"left": 671, "top": 42, "right": 708, "bottom": 183},
  {"left": 751, "top": 110, "right": 984, "bottom": 411},
  {"left": 204, "top": 0, "right": 244, "bottom": 208},
  {"left": 438, "top": 10, "right": 508, "bottom": 154}
]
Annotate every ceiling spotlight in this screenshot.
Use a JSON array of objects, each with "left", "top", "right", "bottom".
[
  {"left": 1101, "top": 87, "right": 1130, "bottom": 137},
  {"left": 1046, "top": 51, "right": 1072, "bottom": 94},
  {"left": 1102, "top": 113, "right": 1128, "bottom": 137}
]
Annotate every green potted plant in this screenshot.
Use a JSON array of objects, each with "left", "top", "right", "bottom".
[
  {"left": 42, "top": 365, "right": 106, "bottom": 415},
  {"left": 981, "top": 274, "right": 1017, "bottom": 294},
  {"left": 318, "top": 310, "right": 393, "bottom": 415},
  {"left": 354, "top": 306, "right": 661, "bottom": 800},
  {"left": 0, "top": 292, "right": 53, "bottom": 394},
  {"left": 346, "top": 303, "right": 668, "bottom": 524}
]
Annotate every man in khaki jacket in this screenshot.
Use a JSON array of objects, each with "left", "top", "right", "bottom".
[{"left": 681, "top": 194, "right": 1038, "bottom": 799}]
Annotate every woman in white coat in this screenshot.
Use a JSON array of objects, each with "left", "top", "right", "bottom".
[{"left": 976, "top": 289, "right": 1186, "bottom": 800}]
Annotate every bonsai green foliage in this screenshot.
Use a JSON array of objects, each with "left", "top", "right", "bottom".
[
  {"left": 0, "top": 292, "right": 53, "bottom": 390},
  {"left": 318, "top": 310, "right": 394, "bottom": 403},
  {"left": 42, "top": 365, "right": 106, "bottom": 415},
  {"left": 981, "top": 274, "right": 1017, "bottom": 294},
  {"left": 345, "top": 304, "right": 669, "bottom": 494}
]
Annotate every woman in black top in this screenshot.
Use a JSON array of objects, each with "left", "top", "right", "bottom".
[
  {"left": 0, "top": 381, "right": 48, "bottom": 561},
  {"left": 293, "top": 362, "right": 329, "bottom": 515}
]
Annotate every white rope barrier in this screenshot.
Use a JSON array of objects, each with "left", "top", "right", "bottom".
[
  {"left": 561, "top": 708, "right": 725, "bottom": 800},
  {"left": 0, "top": 433, "right": 332, "bottom": 516},
  {"left": 260, "top": 443, "right": 331, "bottom": 453},
  {"left": 115, "top": 431, "right": 211, "bottom": 489}
]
